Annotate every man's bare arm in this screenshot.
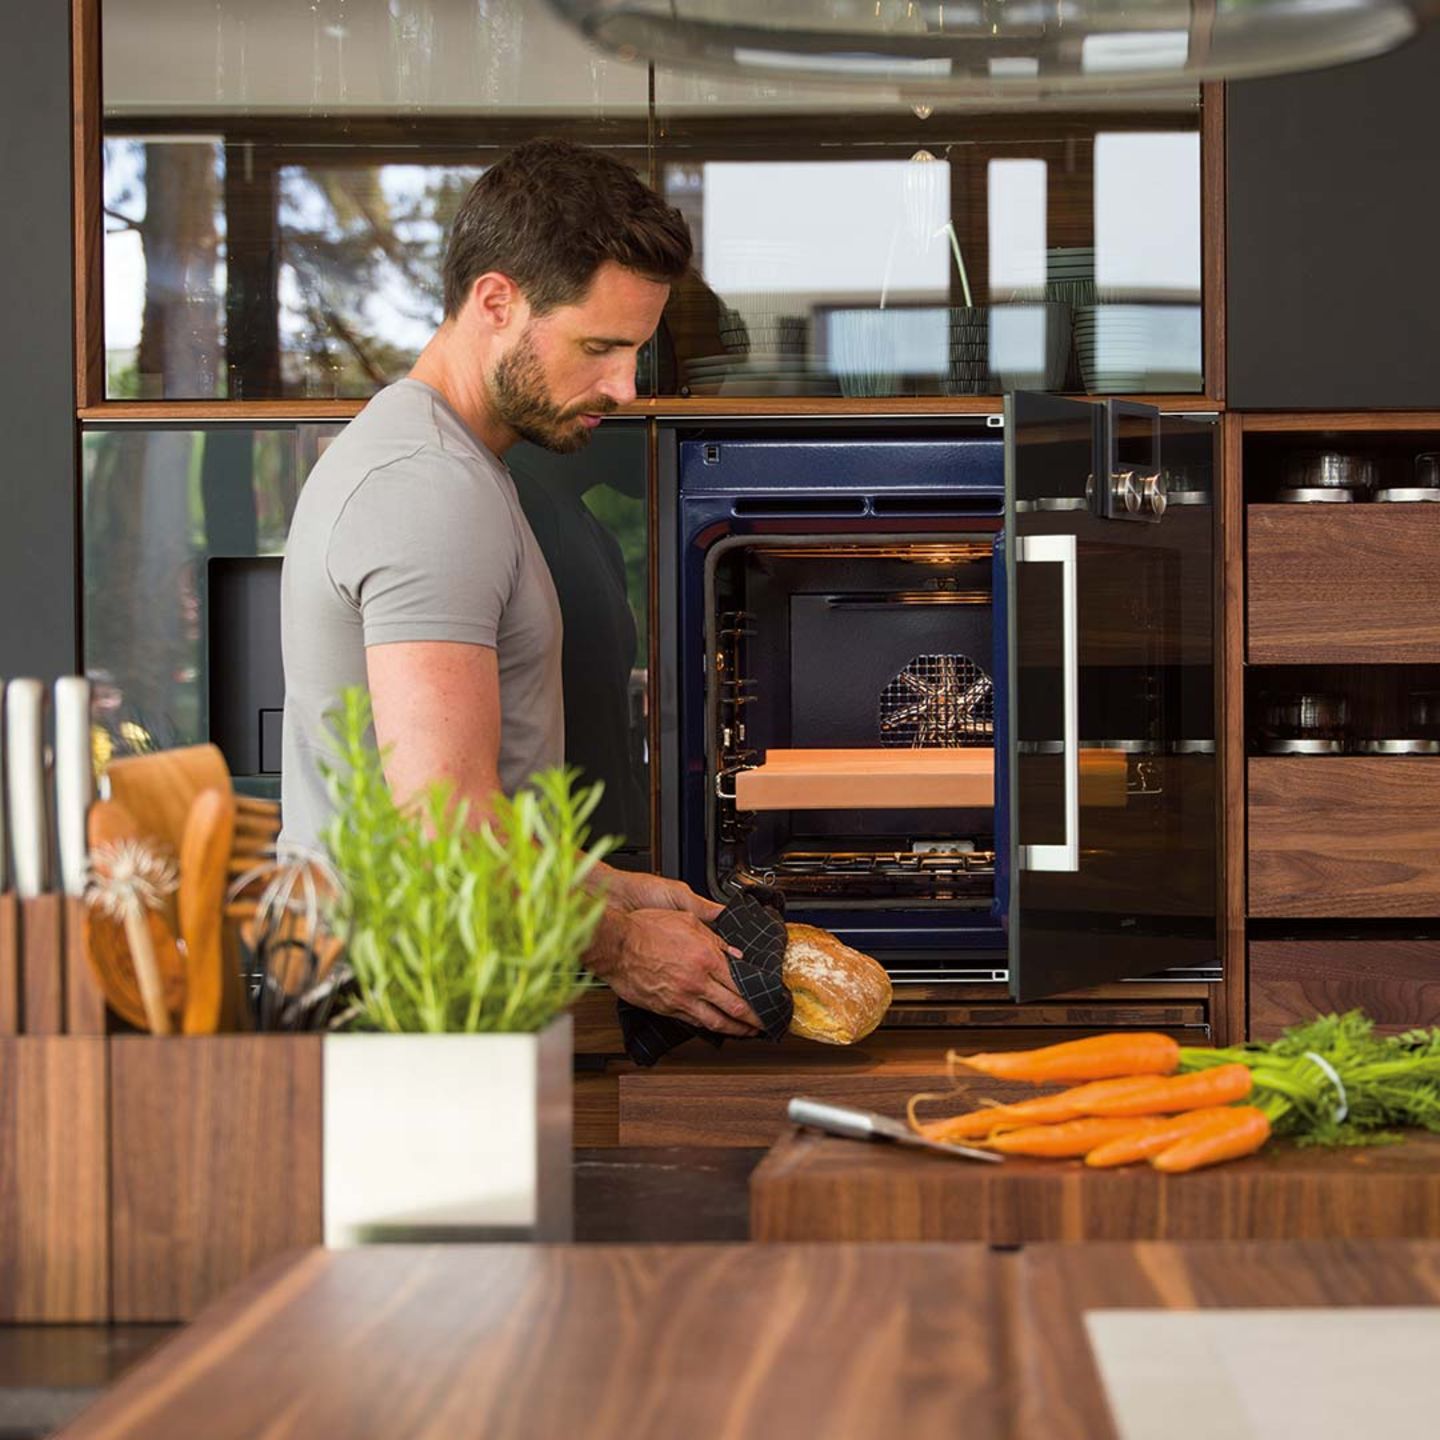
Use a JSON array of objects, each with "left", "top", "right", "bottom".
[
  {"left": 366, "top": 640, "right": 504, "bottom": 822},
  {"left": 364, "top": 640, "right": 759, "bottom": 1036}
]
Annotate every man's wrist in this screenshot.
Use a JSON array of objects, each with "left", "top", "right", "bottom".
[{"left": 584, "top": 904, "right": 631, "bottom": 977}]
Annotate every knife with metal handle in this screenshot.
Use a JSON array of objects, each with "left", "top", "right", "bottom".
[
  {"left": 787, "top": 1097, "right": 1002, "bottom": 1163},
  {"left": 54, "top": 677, "right": 93, "bottom": 897},
  {"left": 6, "top": 679, "right": 50, "bottom": 899}
]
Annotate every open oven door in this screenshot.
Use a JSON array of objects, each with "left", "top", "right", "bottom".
[{"left": 1001, "top": 392, "right": 1217, "bottom": 1001}]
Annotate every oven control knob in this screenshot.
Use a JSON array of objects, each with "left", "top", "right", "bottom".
[
  {"left": 1139, "top": 470, "right": 1167, "bottom": 518},
  {"left": 1111, "top": 470, "right": 1140, "bottom": 514}
]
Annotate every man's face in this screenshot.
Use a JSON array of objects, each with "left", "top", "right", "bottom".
[{"left": 490, "top": 260, "right": 669, "bottom": 454}]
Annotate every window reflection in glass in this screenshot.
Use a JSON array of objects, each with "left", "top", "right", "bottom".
[
  {"left": 82, "top": 419, "right": 654, "bottom": 842},
  {"left": 100, "top": 0, "right": 1204, "bottom": 401},
  {"left": 82, "top": 424, "right": 336, "bottom": 769}
]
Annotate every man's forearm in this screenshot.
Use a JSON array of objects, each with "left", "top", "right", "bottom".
[{"left": 583, "top": 904, "right": 631, "bottom": 977}]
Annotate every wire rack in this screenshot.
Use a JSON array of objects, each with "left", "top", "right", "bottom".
[{"left": 879, "top": 653, "right": 994, "bottom": 748}]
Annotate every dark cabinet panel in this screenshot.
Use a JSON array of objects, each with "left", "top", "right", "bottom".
[{"left": 1227, "top": 30, "right": 1440, "bottom": 410}]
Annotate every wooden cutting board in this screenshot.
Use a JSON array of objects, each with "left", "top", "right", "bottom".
[{"left": 750, "top": 1123, "right": 1440, "bottom": 1243}]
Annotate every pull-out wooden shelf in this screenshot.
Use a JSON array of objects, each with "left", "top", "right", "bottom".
[
  {"left": 732, "top": 747, "right": 1132, "bottom": 812},
  {"left": 734, "top": 749, "right": 994, "bottom": 811}
]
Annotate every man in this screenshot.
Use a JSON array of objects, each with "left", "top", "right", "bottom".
[{"left": 280, "top": 139, "right": 761, "bottom": 1039}]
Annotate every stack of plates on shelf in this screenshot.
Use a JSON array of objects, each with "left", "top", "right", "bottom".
[
  {"left": 1073, "top": 304, "right": 1202, "bottom": 393},
  {"left": 1045, "top": 247, "right": 1097, "bottom": 312}
]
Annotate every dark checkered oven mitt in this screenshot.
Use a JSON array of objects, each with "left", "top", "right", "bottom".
[{"left": 617, "top": 891, "right": 794, "bottom": 1067}]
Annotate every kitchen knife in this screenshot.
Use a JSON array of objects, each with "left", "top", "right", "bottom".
[
  {"left": 787, "top": 1097, "right": 1002, "bottom": 1163},
  {"left": 55, "top": 676, "right": 106, "bottom": 1033},
  {"left": 54, "top": 676, "right": 93, "bottom": 898},
  {"left": 6, "top": 679, "right": 50, "bottom": 899}
]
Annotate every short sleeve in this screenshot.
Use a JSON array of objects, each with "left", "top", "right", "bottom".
[{"left": 326, "top": 449, "right": 519, "bottom": 649}]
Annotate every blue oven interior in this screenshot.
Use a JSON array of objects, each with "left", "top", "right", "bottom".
[{"left": 675, "top": 433, "right": 1013, "bottom": 979}]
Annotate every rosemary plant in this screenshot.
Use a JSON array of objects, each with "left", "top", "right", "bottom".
[{"left": 321, "top": 688, "right": 617, "bottom": 1034}]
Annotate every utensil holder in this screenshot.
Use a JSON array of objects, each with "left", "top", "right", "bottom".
[
  {"left": 109, "top": 1035, "right": 323, "bottom": 1321},
  {"left": 0, "top": 1036, "right": 109, "bottom": 1321}
]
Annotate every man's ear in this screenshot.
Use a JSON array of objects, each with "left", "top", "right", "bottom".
[{"left": 463, "top": 272, "right": 527, "bottom": 334}]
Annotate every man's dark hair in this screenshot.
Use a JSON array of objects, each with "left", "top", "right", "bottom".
[{"left": 442, "top": 138, "right": 693, "bottom": 319}]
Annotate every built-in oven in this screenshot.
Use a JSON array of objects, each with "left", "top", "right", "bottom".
[{"left": 658, "top": 395, "right": 1218, "bottom": 1000}]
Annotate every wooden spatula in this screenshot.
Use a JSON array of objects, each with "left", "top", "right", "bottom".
[
  {"left": 83, "top": 798, "right": 186, "bottom": 1031},
  {"left": 178, "top": 787, "right": 237, "bottom": 1036},
  {"left": 104, "top": 743, "right": 231, "bottom": 858}
]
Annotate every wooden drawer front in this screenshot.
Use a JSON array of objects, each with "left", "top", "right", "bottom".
[
  {"left": 1249, "top": 757, "right": 1440, "bottom": 916},
  {"left": 1247, "top": 505, "right": 1440, "bottom": 663},
  {"left": 1251, "top": 939, "right": 1440, "bottom": 1039}
]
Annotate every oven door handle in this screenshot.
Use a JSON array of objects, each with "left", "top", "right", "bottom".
[{"left": 1017, "top": 533, "right": 1079, "bottom": 873}]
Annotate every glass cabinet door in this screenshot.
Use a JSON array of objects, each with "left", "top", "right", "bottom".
[{"left": 1003, "top": 392, "right": 1216, "bottom": 1000}]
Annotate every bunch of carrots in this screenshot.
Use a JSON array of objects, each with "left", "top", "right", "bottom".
[
  {"left": 907, "top": 1033, "right": 1268, "bottom": 1172},
  {"left": 910, "top": 1012, "right": 1440, "bottom": 1170}
]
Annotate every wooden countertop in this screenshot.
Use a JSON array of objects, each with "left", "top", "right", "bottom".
[
  {"left": 53, "top": 1240, "right": 1440, "bottom": 1440},
  {"left": 751, "top": 1124, "right": 1440, "bottom": 1243}
]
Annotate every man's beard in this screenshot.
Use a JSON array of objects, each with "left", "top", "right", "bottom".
[{"left": 491, "top": 328, "right": 614, "bottom": 454}]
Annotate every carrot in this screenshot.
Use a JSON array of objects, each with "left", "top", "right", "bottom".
[
  {"left": 913, "top": 1075, "right": 1163, "bottom": 1142},
  {"left": 913, "top": 1065, "right": 1252, "bottom": 1142},
  {"left": 1151, "top": 1107, "right": 1271, "bottom": 1173},
  {"left": 950, "top": 1032, "right": 1180, "bottom": 1084},
  {"left": 1081, "top": 1063, "right": 1253, "bottom": 1117},
  {"left": 983, "top": 1116, "right": 1160, "bottom": 1158},
  {"left": 1084, "top": 1108, "right": 1242, "bottom": 1168}
]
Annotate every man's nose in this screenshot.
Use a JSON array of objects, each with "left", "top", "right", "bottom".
[{"left": 595, "top": 355, "right": 638, "bottom": 408}]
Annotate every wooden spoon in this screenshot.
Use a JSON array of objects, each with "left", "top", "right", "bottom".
[{"left": 178, "top": 787, "right": 237, "bottom": 1036}]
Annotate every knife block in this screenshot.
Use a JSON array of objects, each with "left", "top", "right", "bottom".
[
  {"left": 108, "top": 1035, "right": 324, "bottom": 1322},
  {"left": 0, "top": 1036, "right": 109, "bottom": 1321}
]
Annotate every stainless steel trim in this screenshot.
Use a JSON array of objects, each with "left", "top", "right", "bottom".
[
  {"left": 1018, "top": 533, "right": 1079, "bottom": 873},
  {"left": 1373, "top": 487, "right": 1440, "bottom": 503},
  {"left": 1094, "top": 739, "right": 1161, "bottom": 754},
  {"left": 1032, "top": 495, "right": 1089, "bottom": 512},
  {"left": 1171, "top": 739, "right": 1217, "bottom": 755},
  {"left": 1275, "top": 486, "right": 1356, "bottom": 503},
  {"left": 1355, "top": 738, "right": 1440, "bottom": 755},
  {"left": 1262, "top": 737, "right": 1345, "bottom": 755}
]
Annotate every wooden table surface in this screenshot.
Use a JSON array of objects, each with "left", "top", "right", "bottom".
[
  {"left": 52, "top": 1240, "right": 1440, "bottom": 1440},
  {"left": 752, "top": 1124, "right": 1440, "bottom": 1243}
]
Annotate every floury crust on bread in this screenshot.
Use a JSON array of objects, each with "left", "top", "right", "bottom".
[{"left": 783, "top": 924, "right": 893, "bottom": 1045}]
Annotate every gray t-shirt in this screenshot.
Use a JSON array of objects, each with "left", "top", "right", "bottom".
[{"left": 279, "top": 378, "right": 563, "bottom": 850}]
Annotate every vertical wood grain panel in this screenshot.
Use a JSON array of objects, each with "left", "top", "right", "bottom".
[
  {"left": 0, "top": 1037, "right": 109, "bottom": 1320},
  {"left": 21, "top": 894, "right": 65, "bottom": 1035},
  {"left": 65, "top": 894, "right": 109, "bottom": 1034},
  {"left": 110, "top": 1036, "right": 323, "bottom": 1322},
  {"left": 0, "top": 894, "right": 18, "bottom": 1035},
  {"left": 72, "top": 0, "right": 103, "bottom": 407}
]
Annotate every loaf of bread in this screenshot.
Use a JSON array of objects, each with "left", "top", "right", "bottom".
[{"left": 783, "top": 924, "right": 892, "bottom": 1045}]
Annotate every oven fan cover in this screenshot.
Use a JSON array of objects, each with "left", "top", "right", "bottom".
[{"left": 879, "top": 653, "right": 994, "bottom": 748}]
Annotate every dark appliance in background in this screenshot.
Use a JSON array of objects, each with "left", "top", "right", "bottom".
[
  {"left": 208, "top": 557, "right": 285, "bottom": 792},
  {"left": 658, "top": 397, "right": 1218, "bottom": 999},
  {"left": 200, "top": 426, "right": 653, "bottom": 864}
]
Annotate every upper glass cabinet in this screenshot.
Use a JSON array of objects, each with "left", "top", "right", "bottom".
[{"left": 100, "top": 0, "right": 1203, "bottom": 402}]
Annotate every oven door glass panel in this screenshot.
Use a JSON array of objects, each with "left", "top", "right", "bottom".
[{"left": 1003, "top": 392, "right": 1216, "bottom": 1000}]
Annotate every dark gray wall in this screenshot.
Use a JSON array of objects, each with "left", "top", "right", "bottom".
[
  {"left": 0, "top": 0, "right": 79, "bottom": 679},
  {"left": 1228, "top": 29, "right": 1440, "bottom": 410}
]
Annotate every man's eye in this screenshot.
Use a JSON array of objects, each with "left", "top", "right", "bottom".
[{"left": 584, "top": 344, "right": 613, "bottom": 357}]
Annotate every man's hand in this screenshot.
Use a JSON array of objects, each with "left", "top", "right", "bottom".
[
  {"left": 599, "top": 864, "right": 724, "bottom": 922},
  {"left": 588, "top": 908, "right": 763, "bottom": 1037}
]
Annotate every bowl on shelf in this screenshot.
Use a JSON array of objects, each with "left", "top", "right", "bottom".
[
  {"left": 1073, "top": 304, "right": 1201, "bottom": 393},
  {"left": 988, "top": 302, "right": 1071, "bottom": 391}
]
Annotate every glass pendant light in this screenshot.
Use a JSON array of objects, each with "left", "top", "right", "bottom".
[{"left": 545, "top": 0, "right": 1429, "bottom": 96}]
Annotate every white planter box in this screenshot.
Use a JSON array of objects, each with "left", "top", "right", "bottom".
[{"left": 322, "top": 1013, "right": 572, "bottom": 1246}]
